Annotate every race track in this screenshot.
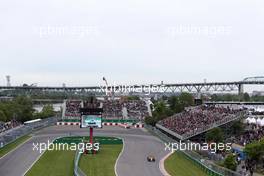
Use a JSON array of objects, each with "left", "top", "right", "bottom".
[{"left": 0, "top": 125, "right": 168, "bottom": 176}]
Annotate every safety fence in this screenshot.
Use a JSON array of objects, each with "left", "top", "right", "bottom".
[
  {"left": 0, "top": 117, "right": 58, "bottom": 148},
  {"left": 145, "top": 125, "right": 241, "bottom": 176}
]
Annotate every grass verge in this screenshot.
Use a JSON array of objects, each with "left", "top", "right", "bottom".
[
  {"left": 79, "top": 144, "right": 123, "bottom": 176},
  {"left": 26, "top": 136, "right": 122, "bottom": 176},
  {"left": 26, "top": 150, "right": 75, "bottom": 176},
  {"left": 165, "top": 152, "right": 207, "bottom": 176}
]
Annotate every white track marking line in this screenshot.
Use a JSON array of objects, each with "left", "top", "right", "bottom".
[
  {"left": 22, "top": 149, "right": 46, "bottom": 176},
  {"left": 22, "top": 136, "right": 62, "bottom": 176},
  {"left": 0, "top": 136, "right": 32, "bottom": 160},
  {"left": 115, "top": 138, "right": 125, "bottom": 176},
  {"left": 159, "top": 151, "right": 174, "bottom": 176}
]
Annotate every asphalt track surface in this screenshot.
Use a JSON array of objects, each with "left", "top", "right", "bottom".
[{"left": 0, "top": 125, "right": 169, "bottom": 176}]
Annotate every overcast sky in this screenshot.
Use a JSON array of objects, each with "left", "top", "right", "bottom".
[{"left": 0, "top": 0, "right": 263, "bottom": 87}]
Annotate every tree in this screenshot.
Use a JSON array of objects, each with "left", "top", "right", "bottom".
[
  {"left": 244, "top": 139, "right": 264, "bottom": 163},
  {"left": 165, "top": 108, "right": 174, "bottom": 117},
  {"left": 205, "top": 127, "right": 224, "bottom": 143},
  {"left": 152, "top": 100, "right": 172, "bottom": 121},
  {"left": 168, "top": 93, "right": 194, "bottom": 113},
  {"left": 34, "top": 104, "right": 55, "bottom": 119},
  {"left": 150, "top": 93, "right": 194, "bottom": 125},
  {"left": 168, "top": 96, "right": 178, "bottom": 112},
  {"left": 0, "top": 96, "right": 36, "bottom": 122},
  {"left": 179, "top": 92, "right": 194, "bottom": 107},
  {"left": 42, "top": 104, "right": 54, "bottom": 117},
  {"left": 153, "top": 101, "right": 166, "bottom": 116},
  {"left": 251, "top": 95, "right": 264, "bottom": 102},
  {"left": 224, "top": 154, "right": 237, "bottom": 171},
  {"left": 13, "top": 96, "right": 34, "bottom": 122},
  {"left": 0, "top": 110, "right": 7, "bottom": 122},
  {"left": 243, "top": 93, "right": 250, "bottom": 102},
  {"left": 230, "top": 120, "right": 244, "bottom": 136},
  {"left": 210, "top": 94, "right": 242, "bottom": 102},
  {"left": 144, "top": 116, "right": 157, "bottom": 126},
  {"left": 211, "top": 94, "right": 219, "bottom": 101},
  {"left": 126, "top": 96, "right": 140, "bottom": 100}
]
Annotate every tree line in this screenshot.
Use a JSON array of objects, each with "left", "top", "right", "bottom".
[
  {"left": 144, "top": 92, "right": 194, "bottom": 126},
  {"left": 0, "top": 96, "right": 56, "bottom": 122},
  {"left": 0, "top": 89, "right": 96, "bottom": 100},
  {"left": 211, "top": 93, "right": 264, "bottom": 102}
]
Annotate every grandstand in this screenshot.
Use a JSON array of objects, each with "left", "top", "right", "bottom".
[
  {"left": 124, "top": 100, "right": 149, "bottom": 120},
  {"left": 62, "top": 100, "right": 82, "bottom": 120},
  {"left": 157, "top": 105, "right": 246, "bottom": 140},
  {"left": 62, "top": 98, "right": 150, "bottom": 121},
  {"left": 102, "top": 100, "right": 123, "bottom": 119}
]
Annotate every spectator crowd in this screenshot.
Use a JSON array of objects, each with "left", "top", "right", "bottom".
[
  {"left": 159, "top": 105, "right": 244, "bottom": 137},
  {"left": 102, "top": 99, "right": 149, "bottom": 120},
  {"left": 102, "top": 100, "right": 123, "bottom": 119},
  {"left": 124, "top": 100, "right": 148, "bottom": 120},
  {"left": 64, "top": 100, "right": 82, "bottom": 118},
  {"left": 232, "top": 123, "right": 264, "bottom": 146},
  {"left": 0, "top": 119, "right": 21, "bottom": 133},
  {"left": 64, "top": 99, "right": 149, "bottom": 120}
]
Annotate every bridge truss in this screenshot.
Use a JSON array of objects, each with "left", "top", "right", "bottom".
[{"left": 0, "top": 77, "right": 263, "bottom": 96}]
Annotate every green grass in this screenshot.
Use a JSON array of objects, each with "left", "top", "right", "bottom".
[
  {"left": 79, "top": 144, "right": 123, "bottom": 176},
  {"left": 26, "top": 150, "right": 75, "bottom": 176},
  {"left": 165, "top": 152, "right": 207, "bottom": 176},
  {"left": 0, "top": 135, "right": 31, "bottom": 158},
  {"left": 25, "top": 137, "right": 122, "bottom": 176}
]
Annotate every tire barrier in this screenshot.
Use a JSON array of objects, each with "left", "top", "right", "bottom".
[
  {"left": 62, "top": 119, "right": 139, "bottom": 123},
  {"left": 134, "top": 123, "right": 144, "bottom": 128},
  {"left": 118, "top": 123, "right": 130, "bottom": 129},
  {"left": 57, "top": 122, "right": 144, "bottom": 128}
]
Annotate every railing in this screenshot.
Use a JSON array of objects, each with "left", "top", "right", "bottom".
[
  {"left": 184, "top": 149, "right": 241, "bottom": 176},
  {"left": 145, "top": 125, "right": 241, "bottom": 176},
  {"left": 0, "top": 117, "right": 58, "bottom": 148},
  {"left": 156, "top": 124, "right": 184, "bottom": 140},
  {"left": 74, "top": 150, "right": 86, "bottom": 176}
]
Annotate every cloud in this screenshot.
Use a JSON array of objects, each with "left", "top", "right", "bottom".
[{"left": 0, "top": 0, "right": 264, "bottom": 87}]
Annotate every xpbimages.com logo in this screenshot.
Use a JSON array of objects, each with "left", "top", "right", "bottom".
[
  {"left": 32, "top": 140, "right": 100, "bottom": 153},
  {"left": 99, "top": 83, "right": 168, "bottom": 95},
  {"left": 164, "top": 141, "right": 232, "bottom": 153}
]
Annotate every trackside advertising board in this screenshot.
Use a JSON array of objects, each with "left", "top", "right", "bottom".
[{"left": 81, "top": 115, "right": 102, "bottom": 128}]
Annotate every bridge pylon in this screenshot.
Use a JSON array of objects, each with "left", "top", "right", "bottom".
[{"left": 238, "top": 84, "right": 244, "bottom": 95}]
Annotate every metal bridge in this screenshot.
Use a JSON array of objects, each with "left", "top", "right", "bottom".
[
  {"left": 0, "top": 76, "right": 263, "bottom": 95},
  {"left": 243, "top": 76, "right": 264, "bottom": 82}
]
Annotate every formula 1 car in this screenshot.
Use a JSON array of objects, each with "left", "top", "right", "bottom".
[{"left": 147, "top": 155, "right": 156, "bottom": 162}]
